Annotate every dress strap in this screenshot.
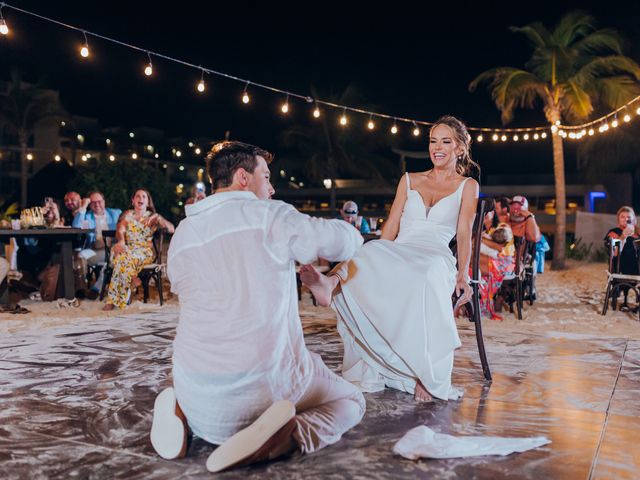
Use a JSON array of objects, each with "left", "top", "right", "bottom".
[
  {"left": 457, "top": 177, "right": 471, "bottom": 200},
  {"left": 405, "top": 172, "right": 411, "bottom": 190}
]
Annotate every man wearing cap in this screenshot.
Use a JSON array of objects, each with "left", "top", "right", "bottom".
[
  {"left": 509, "top": 195, "right": 541, "bottom": 243},
  {"left": 339, "top": 201, "right": 371, "bottom": 234}
]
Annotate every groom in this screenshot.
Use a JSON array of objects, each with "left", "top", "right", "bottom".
[{"left": 152, "top": 141, "right": 365, "bottom": 472}]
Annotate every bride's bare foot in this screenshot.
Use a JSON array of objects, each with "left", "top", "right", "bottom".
[
  {"left": 415, "top": 380, "right": 433, "bottom": 403},
  {"left": 102, "top": 303, "right": 115, "bottom": 311},
  {"left": 299, "top": 264, "right": 338, "bottom": 307}
]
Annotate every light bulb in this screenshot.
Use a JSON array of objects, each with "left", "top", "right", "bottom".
[
  {"left": 26, "top": 153, "right": 34, "bottom": 161},
  {"left": 513, "top": 135, "right": 519, "bottom": 141},
  {"left": 541, "top": 132, "right": 547, "bottom": 139},
  {"left": 569, "top": 132, "right": 576, "bottom": 139},
  {"left": 501, "top": 135, "right": 507, "bottom": 142},
  {"left": 281, "top": 102, "right": 289, "bottom": 114},
  {"left": 624, "top": 114, "right": 631, "bottom": 122},
  {"left": 588, "top": 129, "right": 594, "bottom": 136},
  {"left": 242, "top": 92, "right": 250, "bottom": 104},
  {"left": 555, "top": 120, "right": 561, "bottom": 125},
  {"left": 340, "top": 114, "right": 348, "bottom": 126},
  {"left": 129, "top": 132, "right": 135, "bottom": 138},
  {"left": 313, "top": 107, "right": 320, "bottom": 118},
  {"left": 492, "top": 133, "right": 499, "bottom": 141},
  {"left": 636, "top": 107, "right": 640, "bottom": 115},
  {"left": 611, "top": 119, "right": 619, "bottom": 128},
  {"left": 109, "top": 155, "right": 115, "bottom": 161},
  {"left": 179, "top": 165, "right": 185, "bottom": 171},
  {"left": 80, "top": 45, "right": 90, "bottom": 58},
  {"left": 391, "top": 125, "right": 398, "bottom": 134},
  {"left": 176, "top": 150, "right": 182, "bottom": 157},
  {"left": 533, "top": 133, "right": 540, "bottom": 140},
  {"left": 523, "top": 134, "right": 529, "bottom": 140},
  {"left": 197, "top": 80, "right": 205, "bottom": 93},
  {"left": 54, "top": 155, "right": 61, "bottom": 162},
  {"left": 195, "top": 148, "right": 201, "bottom": 155},
  {"left": 551, "top": 125, "right": 558, "bottom": 133},
  {"left": 131, "top": 153, "right": 138, "bottom": 159},
  {"left": 367, "top": 120, "right": 375, "bottom": 130},
  {"left": 144, "top": 63, "right": 153, "bottom": 76},
  {"left": 413, "top": 126, "right": 420, "bottom": 137},
  {"left": 0, "top": 19, "right": 9, "bottom": 35},
  {"left": 477, "top": 135, "right": 483, "bottom": 142}
]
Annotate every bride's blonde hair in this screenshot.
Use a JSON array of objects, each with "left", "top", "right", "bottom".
[{"left": 430, "top": 115, "right": 480, "bottom": 177}]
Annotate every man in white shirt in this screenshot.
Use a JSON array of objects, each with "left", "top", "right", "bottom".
[{"left": 151, "top": 141, "right": 365, "bottom": 473}]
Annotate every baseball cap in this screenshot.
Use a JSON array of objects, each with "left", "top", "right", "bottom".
[
  {"left": 511, "top": 195, "right": 528, "bottom": 210},
  {"left": 342, "top": 200, "right": 358, "bottom": 215}
]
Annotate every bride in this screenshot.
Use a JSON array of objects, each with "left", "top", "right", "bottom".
[{"left": 301, "top": 115, "right": 479, "bottom": 402}]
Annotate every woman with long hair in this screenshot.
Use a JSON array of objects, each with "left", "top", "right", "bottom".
[
  {"left": 301, "top": 115, "right": 479, "bottom": 402},
  {"left": 103, "top": 189, "right": 175, "bottom": 310}
]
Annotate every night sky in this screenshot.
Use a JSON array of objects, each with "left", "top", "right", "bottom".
[{"left": 2, "top": 0, "right": 640, "bottom": 178}]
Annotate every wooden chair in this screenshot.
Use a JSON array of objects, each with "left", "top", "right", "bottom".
[
  {"left": 138, "top": 230, "right": 167, "bottom": 305},
  {"left": 100, "top": 229, "right": 167, "bottom": 305},
  {"left": 452, "top": 197, "right": 492, "bottom": 381},
  {"left": 601, "top": 238, "right": 640, "bottom": 319},
  {"left": 497, "top": 236, "right": 528, "bottom": 320}
]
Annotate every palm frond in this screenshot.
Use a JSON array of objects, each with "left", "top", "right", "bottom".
[
  {"left": 509, "top": 22, "right": 551, "bottom": 48},
  {"left": 592, "top": 76, "right": 640, "bottom": 109},
  {"left": 573, "top": 28, "right": 623, "bottom": 56},
  {"left": 560, "top": 81, "right": 593, "bottom": 120},
  {"left": 572, "top": 55, "right": 640, "bottom": 87},
  {"left": 552, "top": 10, "right": 595, "bottom": 46}
]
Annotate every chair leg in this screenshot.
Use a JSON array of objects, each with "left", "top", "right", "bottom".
[
  {"left": 157, "top": 272, "right": 164, "bottom": 306},
  {"left": 515, "top": 280, "right": 523, "bottom": 320},
  {"left": 142, "top": 276, "right": 150, "bottom": 304},
  {"left": 472, "top": 287, "right": 492, "bottom": 381},
  {"left": 99, "top": 267, "right": 112, "bottom": 301},
  {"left": 602, "top": 280, "right": 612, "bottom": 315}
]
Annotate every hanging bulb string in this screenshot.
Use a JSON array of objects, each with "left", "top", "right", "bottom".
[{"left": 3, "top": 2, "right": 640, "bottom": 136}]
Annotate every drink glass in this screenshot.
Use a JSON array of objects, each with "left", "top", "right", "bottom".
[
  {"left": 11, "top": 219, "right": 21, "bottom": 230},
  {"left": 355, "top": 216, "right": 363, "bottom": 229}
]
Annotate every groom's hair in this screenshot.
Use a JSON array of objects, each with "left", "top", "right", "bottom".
[{"left": 205, "top": 141, "right": 273, "bottom": 189}]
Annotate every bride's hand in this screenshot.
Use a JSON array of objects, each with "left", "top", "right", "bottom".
[{"left": 454, "top": 275, "right": 473, "bottom": 307}]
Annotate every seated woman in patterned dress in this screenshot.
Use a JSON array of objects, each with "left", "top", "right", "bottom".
[{"left": 102, "top": 189, "right": 175, "bottom": 311}]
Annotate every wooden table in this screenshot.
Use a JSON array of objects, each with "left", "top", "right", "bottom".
[{"left": 0, "top": 228, "right": 92, "bottom": 301}]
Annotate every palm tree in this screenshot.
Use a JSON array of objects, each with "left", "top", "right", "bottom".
[
  {"left": 280, "top": 85, "right": 399, "bottom": 214},
  {"left": 469, "top": 11, "right": 640, "bottom": 269},
  {"left": 0, "top": 69, "right": 67, "bottom": 208}
]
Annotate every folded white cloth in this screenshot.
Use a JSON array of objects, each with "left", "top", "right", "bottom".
[
  {"left": 393, "top": 426, "right": 550, "bottom": 460},
  {"left": 79, "top": 248, "right": 97, "bottom": 260}
]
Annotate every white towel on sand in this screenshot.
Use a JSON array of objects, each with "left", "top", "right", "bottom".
[{"left": 394, "top": 426, "right": 551, "bottom": 460}]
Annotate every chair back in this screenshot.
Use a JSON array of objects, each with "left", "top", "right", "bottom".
[
  {"left": 607, "top": 238, "right": 622, "bottom": 273},
  {"left": 101, "top": 230, "right": 117, "bottom": 264}
]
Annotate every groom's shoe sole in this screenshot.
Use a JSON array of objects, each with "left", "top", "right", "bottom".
[
  {"left": 150, "top": 387, "right": 188, "bottom": 460},
  {"left": 206, "top": 400, "right": 296, "bottom": 473}
]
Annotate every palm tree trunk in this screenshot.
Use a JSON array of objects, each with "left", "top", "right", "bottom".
[
  {"left": 19, "top": 134, "right": 28, "bottom": 209},
  {"left": 551, "top": 130, "right": 567, "bottom": 269}
]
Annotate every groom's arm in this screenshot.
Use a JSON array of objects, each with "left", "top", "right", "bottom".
[{"left": 265, "top": 202, "right": 363, "bottom": 265}]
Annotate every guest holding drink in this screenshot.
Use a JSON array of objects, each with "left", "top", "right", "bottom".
[{"left": 339, "top": 201, "right": 370, "bottom": 234}]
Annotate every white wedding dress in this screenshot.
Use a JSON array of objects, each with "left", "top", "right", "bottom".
[{"left": 332, "top": 173, "right": 470, "bottom": 400}]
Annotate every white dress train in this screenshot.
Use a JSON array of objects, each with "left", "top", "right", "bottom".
[{"left": 332, "top": 173, "right": 469, "bottom": 400}]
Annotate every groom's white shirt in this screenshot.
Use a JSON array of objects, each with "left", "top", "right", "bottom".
[{"left": 167, "top": 191, "right": 362, "bottom": 444}]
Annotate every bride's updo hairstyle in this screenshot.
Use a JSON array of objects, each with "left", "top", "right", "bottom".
[{"left": 430, "top": 115, "right": 480, "bottom": 177}]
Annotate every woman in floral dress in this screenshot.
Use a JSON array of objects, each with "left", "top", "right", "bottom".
[{"left": 103, "top": 189, "right": 175, "bottom": 310}]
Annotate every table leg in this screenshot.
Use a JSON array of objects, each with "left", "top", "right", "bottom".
[{"left": 61, "top": 240, "right": 75, "bottom": 300}]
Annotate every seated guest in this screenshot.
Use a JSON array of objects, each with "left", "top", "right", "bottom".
[
  {"left": 509, "top": 195, "right": 541, "bottom": 243},
  {"left": 479, "top": 217, "right": 515, "bottom": 321},
  {"left": 494, "top": 196, "right": 511, "bottom": 224},
  {"left": 339, "top": 200, "right": 371, "bottom": 234},
  {"left": 72, "top": 191, "right": 122, "bottom": 298},
  {"left": 63, "top": 191, "right": 82, "bottom": 226},
  {"left": 605, "top": 206, "right": 640, "bottom": 275},
  {"left": 103, "top": 189, "right": 175, "bottom": 310},
  {"left": 42, "top": 198, "right": 64, "bottom": 228}
]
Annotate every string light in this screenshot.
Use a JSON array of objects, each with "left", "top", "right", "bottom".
[
  {"left": 281, "top": 95, "right": 289, "bottom": 114},
  {"left": 412, "top": 123, "right": 420, "bottom": 137},
  {"left": 54, "top": 154, "right": 61, "bottom": 162},
  {"left": 109, "top": 155, "right": 115, "bottom": 161},
  {"left": 197, "top": 69, "right": 206, "bottom": 93},
  {"left": 26, "top": 153, "right": 33, "bottom": 160},
  {"left": 492, "top": 133, "right": 499, "bottom": 141},
  {"left": 242, "top": 83, "right": 250, "bottom": 104},
  {"left": 144, "top": 51, "right": 153, "bottom": 76},
  {"left": 131, "top": 153, "right": 138, "bottom": 159},
  {"left": 0, "top": 4, "right": 9, "bottom": 35},
  {"left": 367, "top": 115, "right": 375, "bottom": 130},
  {"left": 339, "top": 108, "right": 348, "bottom": 126},
  {"left": 477, "top": 134, "right": 483, "bottom": 142},
  {"left": 6, "top": 4, "right": 640, "bottom": 146},
  {"left": 80, "top": 31, "right": 90, "bottom": 58},
  {"left": 195, "top": 147, "right": 201, "bottom": 155}
]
